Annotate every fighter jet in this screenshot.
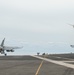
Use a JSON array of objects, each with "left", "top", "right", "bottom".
[
  {"left": 0, "top": 38, "right": 23, "bottom": 56},
  {"left": 68, "top": 24, "right": 74, "bottom": 28},
  {"left": 70, "top": 45, "right": 74, "bottom": 48}
]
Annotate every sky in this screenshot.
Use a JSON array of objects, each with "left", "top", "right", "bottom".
[{"left": 0, "top": 0, "right": 74, "bottom": 55}]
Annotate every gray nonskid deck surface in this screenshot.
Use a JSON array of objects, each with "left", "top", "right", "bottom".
[
  {"left": 0, "top": 55, "right": 74, "bottom": 75},
  {"left": 46, "top": 56, "right": 73, "bottom": 61},
  {"left": 0, "top": 56, "right": 40, "bottom": 60},
  {"left": 38, "top": 61, "right": 74, "bottom": 75},
  {"left": 0, "top": 60, "right": 41, "bottom": 75},
  {"left": 0, "top": 56, "right": 41, "bottom": 75},
  {"left": 47, "top": 54, "right": 74, "bottom": 60}
]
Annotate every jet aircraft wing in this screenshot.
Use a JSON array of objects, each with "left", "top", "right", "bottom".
[{"left": 3, "top": 46, "right": 23, "bottom": 50}]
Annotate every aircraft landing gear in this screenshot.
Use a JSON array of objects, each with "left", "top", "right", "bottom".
[{"left": 4, "top": 53, "right": 7, "bottom": 56}]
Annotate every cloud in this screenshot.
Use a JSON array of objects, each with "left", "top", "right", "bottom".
[{"left": 0, "top": 0, "right": 49, "bottom": 12}]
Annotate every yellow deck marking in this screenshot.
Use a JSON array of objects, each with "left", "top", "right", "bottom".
[
  {"left": 35, "top": 55, "right": 45, "bottom": 75},
  {"left": 35, "top": 60, "right": 44, "bottom": 75}
]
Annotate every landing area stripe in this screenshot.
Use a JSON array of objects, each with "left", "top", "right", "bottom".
[{"left": 31, "top": 55, "right": 74, "bottom": 69}]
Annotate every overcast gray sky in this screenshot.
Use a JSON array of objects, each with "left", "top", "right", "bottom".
[{"left": 0, "top": 0, "right": 74, "bottom": 55}]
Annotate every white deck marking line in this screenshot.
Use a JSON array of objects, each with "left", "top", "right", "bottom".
[
  {"left": 63, "top": 61, "right": 74, "bottom": 62},
  {"left": 55, "top": 56, "right": 73, "bottom": 60},
  {"left": 31, "top": 55, "right": 74, "bottom": 69}
]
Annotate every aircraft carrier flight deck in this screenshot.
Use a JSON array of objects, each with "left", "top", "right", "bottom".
[{"left": 0, "top": 54, "right": 74, "bottom": 75}]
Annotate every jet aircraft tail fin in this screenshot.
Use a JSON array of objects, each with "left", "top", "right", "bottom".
[{"left": 1, "top": 38, "right": 5, "bottom": 47}]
